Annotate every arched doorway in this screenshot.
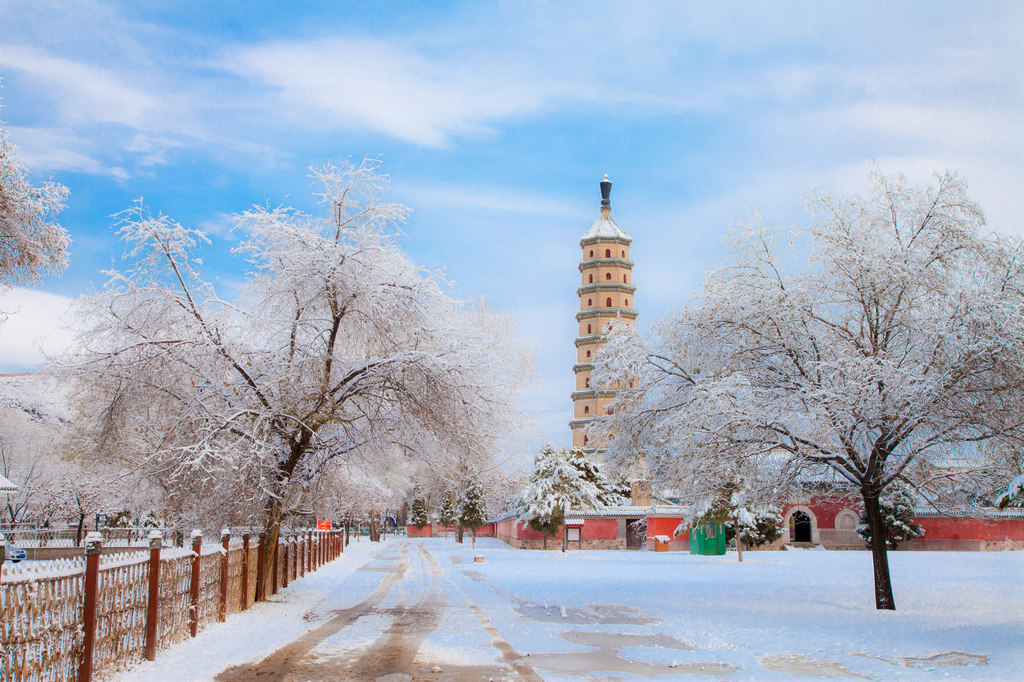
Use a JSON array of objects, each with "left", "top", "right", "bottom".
[{"left": 790, "top": 510, "right": 812, "bottom": 542}]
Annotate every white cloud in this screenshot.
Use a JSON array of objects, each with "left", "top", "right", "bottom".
[
  {"left": 0, "top": 44, "right": 161, "bottom": 130},
  {"left": 5, "top": 126, "right": 130, "bottom": 180},
  {"left": 395, "top": 181, "right": 581, "bottom": 218},
  {"left": 223, "top": 38, "right": 565, "bottom": 147},
  {"left": 197, "top": 212, "right": 239, "bottom": 241},
  {"left": 0, "top": 288, "right": 75, "bottom": 370}
]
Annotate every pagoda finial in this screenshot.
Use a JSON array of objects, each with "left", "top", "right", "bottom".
[{"left": 600, "top": 175, "right": 612, "bottom": 215}]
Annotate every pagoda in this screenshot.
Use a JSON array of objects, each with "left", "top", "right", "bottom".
[{"left": 570, "top": 176, "right": 636, "bottom": 453}]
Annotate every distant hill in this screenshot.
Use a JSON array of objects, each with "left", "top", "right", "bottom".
[{"left": 0, "top": 372, "right": 72, "bottom": 425}]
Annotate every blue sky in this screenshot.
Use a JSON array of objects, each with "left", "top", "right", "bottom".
[{"left": 1, "top": 1, "right": 1022, "bottom": 448}]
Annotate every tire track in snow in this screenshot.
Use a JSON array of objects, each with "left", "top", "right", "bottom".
[{"left": 215, "top": 544, "right": 410, "bottom": 681}]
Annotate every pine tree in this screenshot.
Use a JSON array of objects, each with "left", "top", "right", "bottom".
[
  {"left": 437, "top": 492, "right": 456, "bottom": 533},
  {"left": 727, "top": 510, "right": 783, "bottom": 548},
  {"left": 410, "top": 494, "right": 429, "bottom": 530},
  {"left": 458, "top": 477, "right": 487, "bottom": 549},
  {"left": 519, "top": 444, "right": 604, "bottom": 550},
  {"left": 857, "top": 485, "right": 924, "bottom": 550},
  {"left": 693, "top": 481, "right": 783, "bottom": 560},
  {"left": 566, "top": 448, "right": 629, "bottom": 507}
]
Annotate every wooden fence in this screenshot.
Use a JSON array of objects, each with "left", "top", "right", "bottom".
[{"left": 0, "top": 529, "right": 344, "bottom": 682}]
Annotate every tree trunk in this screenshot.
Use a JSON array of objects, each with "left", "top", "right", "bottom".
[
  {"left": 735, "top": 519, "right": 743, "bottom": 563},
  {"left": 471, "top": 528, "right": 476, "bottom": 550},
  {"left": 259, "top": 496, "right": 284, "bottom": 595},
  {"left": 456, "top": 522, "right": 464, "bottom": 544},
  {"left": 861, "top": 489, "right": 896, "bottom": 610}
]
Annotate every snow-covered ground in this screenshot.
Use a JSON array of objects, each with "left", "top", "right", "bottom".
[{"left": 115, "top": 538, "right": 1024, "bottom": 680}]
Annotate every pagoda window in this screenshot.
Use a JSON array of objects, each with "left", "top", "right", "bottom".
[
  {"left": 606, "top": 272, "right": 611, "bottom": 280},
  {"left": 587, "top": 324, "right": 592, "bottom": 334},
  {"left": 588, "top": 274, "right": 593, "bottom": 283},
  {"left": 583, "top": 435, "right": 589, "bottom": 446},
  {"left": 623, "top": 274, "right": 628, "bottom": 283},
  {"left": 625, "top": 298, "right": 629, "bottom": 306},
  {"left": 621, "top": 250, "right": 625, "bottom": 257},
  {"left": 605, "top": 248, "right": 611, "bottom": 258},
  {"left": 605, "top": 297, "right": 612, "bottom": 307},
  {"left": 586, "top": 350, "right": 591, "bottom": 358},
  {"left": 584, "top": 406, "right": 590, "bottom": 414},
  {"left": 585, "top": 378, "right": 590, "bottom": 388},
  {"left": 589, "top": 249, "right": 594, "bottom": 257},
  {"left": 587, "top": 298, "right": 592, "bottom": 306}
]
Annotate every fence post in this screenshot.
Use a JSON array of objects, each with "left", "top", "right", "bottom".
[
  {"left": 255, "top": 531, "right": 266, "bottom": 601},
  {"left": 1, "top": 532, "right": 6, "bottom": 570},
  {"left": 339, "top": 528, "right": 344, "bottom": 555},
  {"left": 189, "top": 530, "right": 202, "bottom": 637},
  {"left": 79, "top": 532, "right": 103, "bottom": 682},
  {"left": 219, "top": 528, "right": 230, "bottom": 622},
  {"left": 298, "top": 534, "right": 305, "bottom": 578},
  {"left": 241, "top": 531, "right": 250, "bottom": 610},
  {"left": 144, "top": 531, "right": 162, "bottom": 661}
]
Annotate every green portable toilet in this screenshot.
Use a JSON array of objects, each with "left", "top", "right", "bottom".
[{"left": 689, "top": 522, "right": 727, "bottom": 555}]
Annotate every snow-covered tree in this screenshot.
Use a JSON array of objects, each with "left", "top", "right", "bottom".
[
  {"left": 61, "top": 158, "right": 529, "bottom": 585},
  {"left": 996, "top": 474, "right": 1024, "bottom": 510},
  {"left": 690, "top": 481, "right": 783, "bottom": 560},
  {"left": 36, "top": 466, "right": 108, "bottom": 545},
  {"left": 1, "top": 106, "right": 69, "bottom": 321},
  {"left": 519, "top": 445, "right": 605, "bottom": 549},
  {"left": 731, "top": 510, "right": 783, "bottom": 548},
  {"left": 457, "top": 476, "right": 487, "bottom": 549},
  {"left": 437, "top": 492, "right": 457, "bottom": 529},
  {"left": 0, "top": 410, "right": 45, "bottom": 524},
  {"left": 596, "top": 170, "right": 1024, "bottom": 609},
  {"left": 410, "top": 492, "right": 429, "bottom": 529},
  {"left": 857, "top": 485, "right": 924, "bottom": 550}
]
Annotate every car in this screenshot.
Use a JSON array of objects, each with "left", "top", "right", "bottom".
[{"left": 5, "top": 545, "right": 26, "bottom": 563}]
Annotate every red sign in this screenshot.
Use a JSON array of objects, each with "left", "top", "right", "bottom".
[{"left": 317, "top": 517, "right": 332, "bottom": 530}]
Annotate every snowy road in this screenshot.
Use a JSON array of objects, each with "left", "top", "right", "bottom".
[
  {"left": 216, "top": 541, "right": 539, "bottom": 680},
  {"left": 117, "top": 537, "right": 1024, "bottom": 681}
]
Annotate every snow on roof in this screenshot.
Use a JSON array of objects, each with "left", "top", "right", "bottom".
[
  {"left": 580, "top": 214, "right": 631, "bottom": 241},
  {"left": 567, "top": 504, "right": 686, "bottom": 518},
  {"left": 0, "top": 473, "right": 17, "bottom": 492}
]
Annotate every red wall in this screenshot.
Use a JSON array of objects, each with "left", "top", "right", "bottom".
[
  {"left": 916, "top": 517, "right": 1024, "bottom": 541},
  {"left": 647, "top": 517, "right": 687, "bottom": 540},
  {"left": 782, "top": 495, "right": 860, "bottom": 529},
  {"left": 582, "top": 518, "right": 618, "bottom": 539},
  {"left": 405, "top": 523, "right": 494, "bottom": 537}
]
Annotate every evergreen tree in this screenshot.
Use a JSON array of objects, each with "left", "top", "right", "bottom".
[
  {"left": 996, "top": 474, "right": 1024, "bottom": 510},
  {"left": 519, "top": 444, "right": 604, "bottom": 550},
  {"left": 458, "top": 476, "right": 487, "bottom": 549},
  {"left": 410, "top": 494, "right": 429, "bottom": 530},
  {"left": 857, "top": 485, "right": 924, "bottom": 550},
  {"left": 726, "top": 510, "right": 783, "bottom": 548},
  {"left": 566, "top": 448, "right": 629, "bottom": 506},
  {"left": 437, "top": 492, "right": 456, "bottom": 531},
  {"left": 693, "top": 481, "right": 783, "bottom": 560}
]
